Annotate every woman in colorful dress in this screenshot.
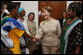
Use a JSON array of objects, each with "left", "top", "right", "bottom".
[
  {"left": 1, "top": 3, "right": 35, "bottom": 54},
  {"left": 1, "top": 2, "right": 13, "bottom": 54},
  {"left": 60, "top": 2, "right": 82, "bottom": 54},
  {"left": 17, "top": 7, "right": 28, "bottom": 54}
]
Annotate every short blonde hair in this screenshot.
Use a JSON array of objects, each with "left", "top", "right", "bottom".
[{"left": 42, "top": 6, "right": 53, "bottom": 17}]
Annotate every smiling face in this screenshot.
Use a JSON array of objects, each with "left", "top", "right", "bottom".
[
  {"left": 28, "top": 13, "right": 34, "bottom": 21},
  {"left": 42, "top": 10, "right": 50, "bottom": 20},
  {"left": 41, "top": 6, "right": 52, "bottom": 20}
]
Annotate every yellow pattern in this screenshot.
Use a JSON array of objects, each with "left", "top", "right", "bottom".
[{"left": 8, "top": 28, "right": 24, "bottom": 54}]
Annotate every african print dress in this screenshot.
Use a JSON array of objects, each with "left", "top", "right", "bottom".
[
  {"left": 1, "top": 17, "right": 25, "bottom": 54},
  {"left": 60, "top": 18, "right": 82, "bottom": 54}
]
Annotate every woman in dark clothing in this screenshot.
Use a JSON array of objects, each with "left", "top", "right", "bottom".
[
  {"left": 60, "top": 2, "right": 82, "bottom": 54},
  {"left": 59, "top": 11, "right": 68, "bottom": 29}
]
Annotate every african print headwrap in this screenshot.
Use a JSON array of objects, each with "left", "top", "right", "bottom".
[{"left": 68, "top": 2, "right": 82, "bottom": 18}]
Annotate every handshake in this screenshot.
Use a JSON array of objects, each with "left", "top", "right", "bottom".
[{"left": 31, "top": 36, "right": 38, "bottom": 42}]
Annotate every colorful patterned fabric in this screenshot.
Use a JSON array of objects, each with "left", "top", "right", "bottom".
[
  {"left": 1, "top": 16, "right": 10, "bottom": 26},
  {"left": 66, "top": 22, "right": 82, "bottom": 54},
  {"left": 1, "top": 17, "right": 25, "bottom": 54},
  {"left": 9, "top": 28, "right": 24, "bottom": 54},
  {"left": 68, "top": 2, "right": 82, "bottom": 18},
  {"left": 2, "top": 18, "right": 25, "bottom": 31},
  {"left": 17, "top": 19, "right": 25, "bottom": 30},
  {"left": 60, "top": 19, "right": 82, "bottom": 54},
  {"left": 1, "top": 28, "right": 14, "bottom": 48},
  {"left": 17, "top": 19, "right": 27, "bottom": 47},
  {"left": 1, "top": 16, "right": 14, "bottom": 49}
]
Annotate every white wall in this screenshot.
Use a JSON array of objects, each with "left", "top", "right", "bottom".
[
  {"left": 12, "top": 1, "right": 38, "bottom": 34},
  {"left": 66, "top": 1, "right": 74, "bottom": 10},
  {"left": 66, "top": 1, "right": 79, "bottom": 10}
]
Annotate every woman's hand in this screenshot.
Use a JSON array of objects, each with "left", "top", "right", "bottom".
[{"left": 31, "top": 36, "right": 37, "bottom": 42}]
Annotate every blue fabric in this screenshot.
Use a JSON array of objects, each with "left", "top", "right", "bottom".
[
  {"left": 18, "top": 8, "right": 24, "bottom": 14},
  {"left": 3, "top": 26, "right": 12, "bottom": 31},
  {"left": 3, "top": 18, "right": 24, "bottom": 31},
  {"left": 17, "top": 19, "right": 25, "bottom": 30},
  {"left": 17, "top": 19, "right": 28, "bottom": 46},
  {"left": 1, "top": 17, "right": 27, "bottom": 48}
]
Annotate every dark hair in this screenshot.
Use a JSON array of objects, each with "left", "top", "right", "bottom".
[
  {"left": 2, "top": 12, "right": 7, "bottom": 18},
  {"left": 15, "top": 2, "right": 21, "bottom": 8},
  {"left": 61, "top": 11, "right": 67, "bottom": 17},
  {"left": 62, "top": 11, "right": 67, "bottom": 14},
  {"left": 68, "top": 2, "right": 82, "bottom": 18},
  {"left": 28, "top": 12, "right": 35, "bottom": 20},
  {"left": 7, "top": 2, "right": 18, "bottom": 12}
]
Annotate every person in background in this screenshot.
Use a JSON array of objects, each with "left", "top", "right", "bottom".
[
  {"left": 1, "top": 2, "right": 13, "bottom": 54},
  {"left": 1, "top": 1, "right": 11, "bottom": 19},
  {"left": 17, "top": 7, "right": 29, "bottom": 54},
  {"left": 27, "top": 12, "right": 38, "bottom": 54},
  {"left": 27, "top": 12, "right": 37, "bottom": 36},
  {"left": 32, "top": 6, "right": 61, "bottom": 54},
  {"left": 1, "top": 2, "right": 36, "bottom": 54},
  {"left": 1, "top": 3, "right": 7, "bottom": 19},
  {"left": 60, "top": 2, "right": 82, "bottom": 54},
  {"left": 59, "top": 11, "right": 68, "bottom": 29}
]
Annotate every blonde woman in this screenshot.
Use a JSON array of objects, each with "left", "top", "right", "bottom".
[{"left": 33, "top": 6, "right": 61, "bottom": 54}]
